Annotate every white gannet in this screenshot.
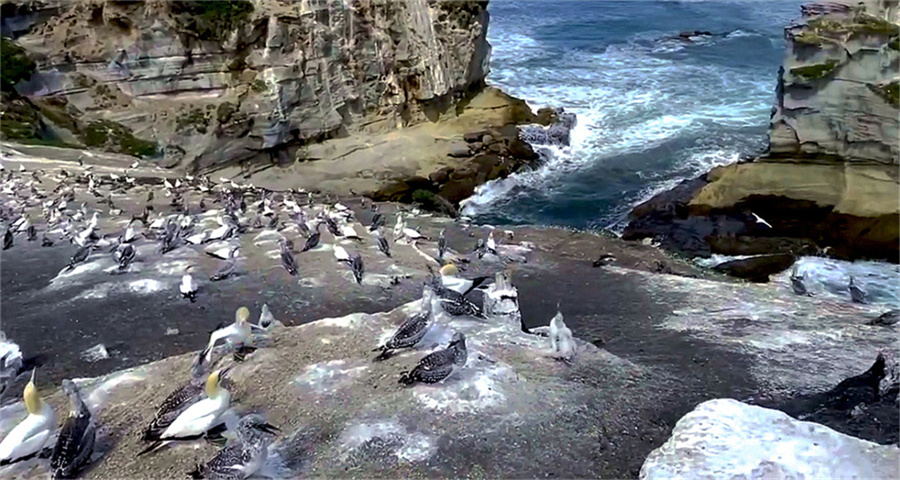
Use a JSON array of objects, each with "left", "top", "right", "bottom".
[
  {"left": 50, "top": 379, "right": 96, "bottom": 479},
  {"left": 205, "top": 307, "right": 254, "bottom": 362},
  {"left": 258, "top": 304, "right": 276, "bottom": 330},
  {"left": 750, "top": 212, "right": 772, "bottom": 229},
  {"left": 373, "top": 288, "right": 434, "bottom": 360},
  {"left": 123, "top": 224, "right": 136, "bottom": 243},
  {"left": 398, "top": 332, "right": 467, "bottom": 385},
  {"left": 486, "top": 230, "right": 498, "bottom": 256},
  {"left": 0, "top": 370, "right": 56, "bottom": 463},
  {"left": 138, "top": 368, "right": 232, "bottom": 456},
  {"left": 188, "top": 414, "right": 279, "bottom": 480},
  {"left": 333, "top": 244, "right": 350, "bottom": 264},
  {"left": 439, "top": 264, "right": 490, "bottom": 295},
  {"left": 548, "top": 311, "right": 576, "bottom": 364},
  {"left": 849, "top": 276, "right": 868, "bottom": 304},
  {"left": 0, "top": 331, "right": 24, "bottom": 397},
  {"left": 428, "top": 272, "right": 485, "bottom": 318},
  {"left": 340, "top": 223, "right": 361, "bottom": 240},
  {"left": 142, "top": 349, "right": 209, "bottom": 443},
  {"left": 181, "top": 266, "right": 199, "bottom": 302}
]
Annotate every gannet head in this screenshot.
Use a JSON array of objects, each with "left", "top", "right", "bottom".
[
  {"left": 24, "top": 369, "right": 43, "bottom": 414},
  {"left": 550, "top": 311, "right": 565, "bottom": 331},
  {"left": 236, "top": 306, "right": 251, "bottom": 325},
  {"left": 439, "top": 264, "right": 459, "bottom": 277},
  {"left": 205, "top": 367, "right": 230, "bottom": 398}
]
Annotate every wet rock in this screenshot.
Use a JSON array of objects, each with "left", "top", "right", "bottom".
[
  {"left": 508, "top": 136, "right": 539, "bottom": 161},
  {"left": 712, "top": 253, "right": 796, "bottom": 283},
  {"left": 370, "top": 177, "right": 434, "bottom": 203},
  {"left": 428, "top": 166, "right": 454, "bottom": 185},
  {"left": 640, "top": 399, "right": 899, "bottom": 479}
]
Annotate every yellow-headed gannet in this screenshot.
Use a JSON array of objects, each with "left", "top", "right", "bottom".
[
  {"left": 438, "top": 264, "right": 490, "bottom": 295},
  {"left": 0, "top": 370, "right": 56, "bottom": 464},
  {"left": 205, "top": 307, "right": 256, "bottom": 362}
]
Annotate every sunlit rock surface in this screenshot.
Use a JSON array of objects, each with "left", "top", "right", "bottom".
[{"left": 640, "top": 398, "right": 900, "bottom": 480}]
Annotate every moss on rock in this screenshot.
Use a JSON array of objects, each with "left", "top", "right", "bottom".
[
  {"left": 1, "top": 37, "right": 35, "bottom": 93},
  {"left": 171, "top": 0, "right": 254, "bottom": 42},
  {"left": 790, "top": 59, "right": 840, "bottom": 81},
  {"left": 176, "top": 108, "right": 211, "bottom": 134},
  {"left": 83, "top": 120, "right": 157, "bottom": 158},
  {"left": 872, "top": 81, "right": 899, "bottom": 107}
]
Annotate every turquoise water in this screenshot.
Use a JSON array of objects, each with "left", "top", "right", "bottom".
[{"left": 464, "top": 0, "right": 802, "bottom": 230}]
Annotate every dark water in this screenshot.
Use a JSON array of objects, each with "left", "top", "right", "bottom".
[{"left": 464, "top": 0, "right": 802, "bottom": 230}]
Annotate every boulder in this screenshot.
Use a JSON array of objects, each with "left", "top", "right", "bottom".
[
  {"left": 464, "top": 131, "right": 485, "bottom": 142},
  {"left": 428, "top": 166, "right": 454, "bottom": 185},
  {"left": 508, "top": 136, "right": 539, "bottom": 161},
  {"left": 640, "top": 399, "right": 899, "bottom": 480},
  {"left": 447, "top": 141, "right": 473, "bottom": 158},
  {"left": 712, "top": 253, "right": 796, "bottom": 283},
  {"left": 370, "top": 176, "right": 434, "bottom": 203}
]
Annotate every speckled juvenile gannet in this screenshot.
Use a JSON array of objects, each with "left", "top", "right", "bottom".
[
  {"left": 398, "top": 332, "right": 467, "bottom": 385},
  {"left": 50, "top": 380, "right": 96, "bottom": 479},
  {"left": 301, "top": 223, "right": 321, "bottom": 252},
  {"left": 375, "top": 229, "right": 391, "bottom": 258},
  {"left": 278, "top": 238, "right": 299, "bottom": 276},
  {"left": 138, "top": 367, "right": 232, "bottom": 456},
  {"left": 428, "top": 274, "right": 485, "bottom": 318},
  {"left": 142, "top": 349, "right": 209, "bottom": 443},
  {"left": 439, "top": 264, "right": 490, "bottom": 295},
  {"left": 849, "top": 276, "right": 868, "bottom": 304},
  {"left": 205, "top": 307, "right": 255, "bottom": 362},
  {"left": 188, "top": 414, "right": 279, "bottom": 480},
  {"left": 0, "top": 370, "right": 56, "bottom": 464},
  {"left": 349, "top": 252, "right": 365, "bottom": 284},
  {"left": 373, "top": 288, "right": 434, "bottom": 360}
]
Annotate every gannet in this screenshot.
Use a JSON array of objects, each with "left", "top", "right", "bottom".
[
  {"left": 0, "top": 331, "right": 24, "bottom": 397},
  {"left": 368, "top": 207, "right": 384, "bottom": 232},
  {"left": 374, "top": 228, "right": 391, "bottom": 257},
  {"left": 278, "top": 238, "right": 298, "bottom": 276},
  {"left": 350, "top": 252, "right": 364, "bottom": 284},
  {"left": 142, "top": 349, "right": 209, "bottom": 443},
  {"left": 750, "top": 212, "right": 772, "bottom": 229},
  {"left": 790, "top": 265, "right": 811, "bottom": 296},
  {"left": 0, "top": 370, "right": 56, "bottom": 463},
  {"left": 139, "top": 368, "right": 232, "bottom": 456},
  {"left": 258, "top": 304, "right": 276, "bottom": 330},
  {"left": 123, "top": 224, "right": 136, "bottom": 243},
  {"left": 333, "top": 244, "right": 350, "bottom": 264},
  {"left": 486, "top": 230, "right": 498, "bottom": 255},
  {"left": 131, "top": 161, "right": 139, "bottom": 169},
  {"left": 373, "top": 288, "right": 434, "bottom": 360},
  {"left": 398, "top": 332, "right": 467, "bottom": 385},
  {"left": 205, "top": 307, "right": 254, "bottom": 362},
  {"left": 301, "top": 223, "right": 321, "bottom": 252},
  {"left": 340, "top": 224, "right": 361, "bottom": 240},
  {"left": 428, "top": 274, "right": 485, "bottom": 318},
  {"left": 181, "top": 266, "right": 199, "bottom": 302},
  {"left": 210, "top": 246, "right": 240, "bottom": 281},
  {"left": 849, "top": 276, "right": 868, "bottom": 304},
  {"left": 115, "top": 243, "right": 136, "bottom": 271},
  {"left": 438, "top": 229, "right": 447, "bottom": 261},
  {"left": 870, "top": 309, "right": 899, "bottom": 326},
  {"left": 439, "top": 264, "right": 490, "bottom": 295},
  {"left": 66, "top": 244, "right": 92, "bottom": 271},
  {"left": 323, "top": 214, "right": 341, "bottom": 237},
  {"left": 474, "top": 238, "right": 486, "bottom": 258},
  {"left": 50, "top": 380, "right": 96, "bottom": 479},
  {"left": 549, "top": 311, "right": 576, "bottom": 364},
  {"left": 3, "top": 228, "right": 12, "bottom": 250},
  {"left": 188, "top": 414, "right": 279, "bottom": 480}
]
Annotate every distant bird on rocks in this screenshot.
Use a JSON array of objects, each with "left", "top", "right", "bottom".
[
  {"left": 486, "top": 230, "right": 498, "bottom": 256},
  {"left": 399, "top": 332, "right": 467, "bottom": 385},
  {"left": 549, "top": 311, "right": 576, "bottom": 364},
  {"left": 438, "top": 263, "right": 490, "bottom": 295},
  {"left": 848, "top": 276, "right": 868, "bottom": 304},
  {"left": 258, "top": 304, "right": 276, "bottom": 330},
  {"left": 592, "top": 253, "right": 616, "bottom": 267},
  {"left": 188, "top": 414, "right": 279, "bottom": 480},
  {"left": 790, "top": 265, "right": 811, "bottom": 296},
  {"left": 438, "top": 229, "right": 447, "bottom": 261},
  {"left": 210, "top": 246, "right": 240, "bottom": 281},
  {"left": 278, "top": 238, "right": 299, "bottom": 276},
  {"left": 0, "top": 370, "right": 56, "bottom": 463},
  {"left": 350, "top": 252, "right": 365, "bottom": 284},
  {"left": 474, "top": 238, "right": 486, "bottom": 259},
  {"left": 301, "top": 223, "right": 321, "bottom": 252},
  {"left": 138, "top": 368, "right": 232, "bottom": 456},
  {"left": 205, "top": 307, "right": 255, "bottom": 362},
  {"left": 333, "top": 244, "right": 351, "bottom": 264},
  {"left": 115, "top": 243, "right": 136, "bottom": 271},
  {"left": 374, "top": 288, "right": 434, "bottom": 360},
  {"left": 51, "top": 379, "right": 96, "bottom": 479},
  {"left": 3, "top": 228, "right": 13, "bottom": 250},
  {"left": 368, "top": 207, "right": 384, "bottom": 232},
  {"left": 66, "top": 244, "right": 92, "bottom": 271},
  {"left": 374, "top": 228, "right": 391, "bottom": 258},
  {"left": 181, "top": 267, "right": 199, "bottom": 302},
  {"left": 869, "top": 309, "right": 899, "bottom": 326}
]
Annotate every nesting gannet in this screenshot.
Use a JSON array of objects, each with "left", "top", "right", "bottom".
[
  {"left": 548, "top": 311, "right": 576, "bottom": 364},
  {"left": 474, "top": 238, "right": 486, "bottom": 259},
  {"left": 115, "top": 243, "right": 136, "bottom": 271},
  {"left": 142, "top": 349, "right": 209, "bottom": 443},
  {"left": 849, "top": 276, "right": 868, "bottom": 304},
  {"left": 301, "top": 223, "right": 321, "bottom": 252},
  {"left": 139, "top": 368, "right": 232, "bottom": 456},
  {"left": 50, "top": 380, "right": 96, "bottom": 479},
  {"left": 181, "top": 267, "right": 199, "bottom": 302},
  {"left": 258, "top": 304, "right": 276, "bottom": 330},
  {"left": 123, "top": 224, "right": 136, "bottom": 243},
  {"left": 750, "top": 212, "right": 772, "bottom": 229},
  {"left": 278, "top": 238, "right": 298, "bottom": 276},
  {"left": 368, "top": 207, "right": 384, "bottom": 232},
  {"left": 210, "top": 246, "right": 240, "bottom": 281},
  {"left": 438, "top": 229, "right": 447, "bottom": 261},
  {"left": 486, "top": 230, "right": 498, "bottom": 256},
  {"left": 428, "top": 275, "right": 485, "bottom": 318},
  {"left": 0, "top": 370, "right": 56, "bottom": 463},
  {"left": 188, "top": 414, "right": 279, "bottom": 480},
  {"left": 349, "top": 252, "right": 364, "bottom": 284},
  {"left": 398, "top": 332, "right": 467, "bottom": 385},
  {"left": 333, "top": 244, "right": 351, "bottom": 264},
  {"left": 66, "top": 244, "right": 92, "bottom": 271},
  {"left": 373, "top": 288, "right": 434, "bottom": 360},
  {"left": 323, "top": 214, "right": 341, "bottom": 237},
  {"left": 438, "top": 264, "right": 490, "bottom": 295},
  {"left": 790, "top": 265, "right": 811, "bottom": 296},
  {"left": 205, "top": 307, "right": 254, "bottom": 362}
]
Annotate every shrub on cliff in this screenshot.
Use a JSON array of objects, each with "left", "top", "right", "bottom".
[
  {"left": 1, "top": 37, "right": 35, "bottom": 93},
  {"left": 171, "top": 0, "right": 254, "bottom": 41}
]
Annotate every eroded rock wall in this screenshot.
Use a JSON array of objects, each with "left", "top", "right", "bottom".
[{"left": 2, "top": 0, "right": 491, "bottom": 170}]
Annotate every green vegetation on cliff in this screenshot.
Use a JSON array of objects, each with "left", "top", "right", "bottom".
[
  {"left": 171, "top": 0, "right": 254, "bottom": 41},
  {"left": 1, "top": 37, "right": 35, "bottom": 92},
  {"left": 791, "top": 60, "right": 840, "bottom": 81},
  {"left": 872, "top": 81, "right": 899, "bottom": 107},
  {"left": 83, "top": 120, "right": 157, "bottom": 158}
]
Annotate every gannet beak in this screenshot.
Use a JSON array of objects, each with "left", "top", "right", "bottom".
[
  {"left": 30, "top": 368, "right": 36, "bottom": 383},
  {"left": 256, "top": 423, "right": 281, "bottom": 434}
]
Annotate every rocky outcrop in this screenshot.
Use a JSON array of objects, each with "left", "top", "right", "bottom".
[
  {"left": 624, "top": 1, "right": 900, "bottom": 265},
  {"left": 2, "top": 0, "right": 493, "bottom": 170},
  {"left": 640, "top": 398, "right": 899, "bottom": 480}
]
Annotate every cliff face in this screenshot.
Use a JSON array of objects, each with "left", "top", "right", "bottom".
[
  {"left": 768, "top": 0, "right": 900, "bottom": 164},
  {"left": 1, "top": 0, "right": 491, "bottom": 170},
  {"left": 624, "top": 1, "right": 900, "bottom": 264}
]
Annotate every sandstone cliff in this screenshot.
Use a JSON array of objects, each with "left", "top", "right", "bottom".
[
  {"left": 1, "top": 0, "right": 493, "bottom": 170},
  {"left": 625, "top": 0, "right": 900, "bottom": 265}
]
